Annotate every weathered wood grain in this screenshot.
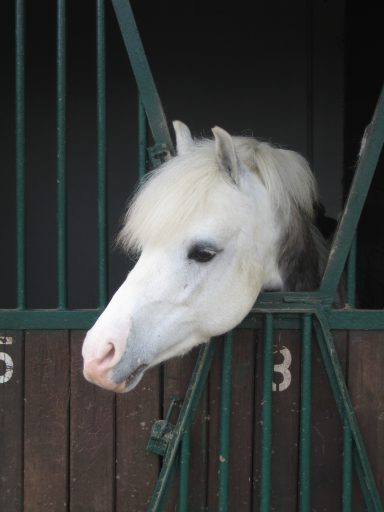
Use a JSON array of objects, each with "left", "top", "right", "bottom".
[
  {"left": 69, "top": 331, "right": 115, "bottom": 512},
  {"left": 24, "top": 331, "right": 70, "bottom": 511},
  {"left": 0, "top": 331, "right": 23, "bottom": 512}
]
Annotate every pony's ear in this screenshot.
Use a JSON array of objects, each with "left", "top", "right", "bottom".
[
  {"left": 173, "top": 120, "right": 194, "bottom": 156},
  {"left": 212, "top": 126, "right": 240, "bottom": 185}
]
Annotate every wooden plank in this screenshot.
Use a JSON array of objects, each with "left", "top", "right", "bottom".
[
  {"left": 69, "top": 331, "right": 115, "bottom": 512},
  {"left": 228, "top": 329, "right": 256, "bottom": 511},
  {"left": 0, "top": 331, "right": 23, "bottom": 512},
  {"left": 270, "top": 330, "right": 301, "bottom": 512},
  {"left": 115, "top": 365, "right": 161, "bottom": 512},
  {"left": 206, "top": 339, "right": 223, "bottom": 511},
  {"left": 348, "top": 331, "right": 384, "bottom": 511},
  {"left": 311, "top": 330, "right": 347, "bottom": 509},
  {"left": 24, "top": 331, "right": 70, "bottom": 511}
]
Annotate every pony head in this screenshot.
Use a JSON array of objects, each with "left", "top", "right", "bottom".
[{"left": 82, "top": 122, "right": 317, "bottom": 392}]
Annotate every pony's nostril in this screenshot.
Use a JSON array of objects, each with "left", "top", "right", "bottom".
[{"left": 98, "top": 342, "right": 116, "bottom": 368}]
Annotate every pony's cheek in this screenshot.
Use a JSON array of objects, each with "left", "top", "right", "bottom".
[{"left": 194, "top": 261, "right": 263, "bottom": 337}]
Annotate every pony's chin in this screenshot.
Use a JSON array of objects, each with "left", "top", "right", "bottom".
[{"left": 115, "top": 364, "right": 147, "bottom": 393}]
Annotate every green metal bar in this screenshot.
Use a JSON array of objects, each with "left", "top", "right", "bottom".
[
  {"left": 110, "top": 0, "right": 174, "bottom": 153},
  {"left": 320, "top": 84, "right": 384, "bottom": 298},
  {"left": 218, "top": 332, "right": 234, "bottom": 512},
  {"left": 56, "top": 0, "right": 67, "bottom": 309},
  {"left": 260, "top": 314, "right": 273, "bottom": 512},
  {"left": 96, "top": 0, "right": 107, "bottom": 308},
  {"left": 178, "top": 424, "right": 191, "bottom": 512},
  {"left": 342, "top": 238, "right": 356, "bottom": 512},
  {"left": 346, "top": 236, "right": 357, "bottom": 307},
  {"left": 15, "top": 0, "right": 26, "bottom": 310},
  {"left": 0, "top": 307, "right": 383, "bottom": 331},
  {"left": 355, "top": 452, "right": 376, "bottom": 512},
  {"left": 0, "top": 309, "right": 102, "bottom": 330},
  {"left": 314, "top": 309, "right": 383, "bottom": 511},
  {"left": 243, "top": 310, "right": 384, "bottom": 331},
  {"left": 148, "top": 340, "right": 217, "bottom": 511},
  {"left": 326, "top": 309, "right": 384, "bottom": 330},
  {"left": 299, "top": 314, "right": 312, "bottom": 511},
  {"left": 138, "top": 93, "right": 147, "bottom": 181},
  {"left": 342, "top": 425, "right": 352, "bottom": 512}
]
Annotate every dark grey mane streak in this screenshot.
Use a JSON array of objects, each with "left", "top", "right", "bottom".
[{"left": 278, "top": 209, "right": 330, "bottom": 292}]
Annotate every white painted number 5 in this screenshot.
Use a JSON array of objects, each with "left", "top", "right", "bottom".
[
  {"left": 272, "top": 346, "right": 292, "bottom": 392},
  {"left": 0, "top": 352, "right": 14, "bottom": 384}
]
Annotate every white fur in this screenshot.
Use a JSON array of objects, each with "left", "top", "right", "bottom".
[{"left": 82, "top": 124, "right": 317, "bottom": 392}]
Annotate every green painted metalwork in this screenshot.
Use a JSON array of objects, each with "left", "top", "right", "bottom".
[
  {"left": 218, "top": 332, "right": 233, "bottom": 512},
  {"left": 0, "top": 309, "right": 102, "bottom": 330},
  {"left": 178, "top": 425, "right": 191, "bottom": 512},
  {"left": 147, "top": 340, "right": 216, "bottom": 511},
  {"left": 96, "top": 0, "right": 108, "bottom": 308},
  {"left": 147, "top": 397, "right": 179, "bottom": 457},
  {"left": 138, "top": 93, "right": 147, "bottom": 181},
  {"left": 320, "top": 86, "right": 384, "bottom": 299},
  {"left": 15, "top": 0, "right": 25, "bottom": 310},
  {"left": 342, "top": 426, "right": 353, "bottom": 512},
  {"left": 314, "top": 309, "right": 383, "bottom": 511},
  {"left": 260, "top": 314, "right": 273, "bottom": 511},
  {"left": 56, "top": 0, "right": 67, "bottom": 309},
  {"left": 110, "top": 0, "right": 174, "bottom": 156},
  {"left": 0, "top": 307, "right": 384, "bottom": 331},
  {"left": 342, "top": 235, "right": 356, "bottom": 512},
  {"left": 299, "top": 314, "right": 312, "bottom": 511},
  {"left": 346, "top": 236, "right": 357, "bottom": 307}
]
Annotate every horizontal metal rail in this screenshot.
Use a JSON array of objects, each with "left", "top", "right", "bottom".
[{"left": 1, "top": 307, "right": 384, "bottom": 330}]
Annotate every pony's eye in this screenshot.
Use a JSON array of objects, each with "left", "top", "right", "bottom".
[{"left": 188, "top": 245, "right": 217, "bottom": 263}]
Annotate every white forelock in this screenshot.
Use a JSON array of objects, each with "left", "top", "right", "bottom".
[{"left": 117, "top": 136, "right": 317, "bottom": 253}]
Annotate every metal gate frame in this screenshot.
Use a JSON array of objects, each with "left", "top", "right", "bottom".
[{"left": 1, "top": 1, "right": 384, "bottom": 511}]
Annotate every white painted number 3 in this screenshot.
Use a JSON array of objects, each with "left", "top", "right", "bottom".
[
  {"left": 272, "top": 346, "right": 292, "bottom": 392},
  {"left": 0, "top": 352, "right": 14, "bottom": 384}
]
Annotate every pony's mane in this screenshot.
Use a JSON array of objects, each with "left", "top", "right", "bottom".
[{"left": 118, "top": 136, "right": 317, "bottom": 255}]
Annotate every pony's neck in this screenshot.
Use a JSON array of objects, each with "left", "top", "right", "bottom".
[{"left": 278, "top": 212, "right": 329, "bottom": 292}]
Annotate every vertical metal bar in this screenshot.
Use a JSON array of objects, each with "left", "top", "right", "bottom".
[
  {"left": 342, "top": 237, "right": 355, "bottom": 512},
  {"left": 96, "top": 0, "right": 107, "bottom": 308},
  {"left": 138, "top": 93, "right": 147, "bottom": 182},
  {"left": 15, "top": 0, "right": 26, "bottom": 309},
  {"left": 178, "top": 424, "right": 191, "bottom": 512},
  {"left": 218, "top": 332, "right": 233, "bottom": 512},
  {"left": 299, "top": 314, "right": 312, "bottom": 511},
  {"left": 56, "top": 0, "right": 67, "bottom": 309},
  {"left": 260, "top": 314, "right": 273, "bottom": 511}
]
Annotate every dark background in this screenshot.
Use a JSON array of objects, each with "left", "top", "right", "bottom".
[{"left": 0, "top": 0, "right": 383, "bottom": 309}]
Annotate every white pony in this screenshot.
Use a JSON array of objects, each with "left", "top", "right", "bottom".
[{"left": 82, "top": 122, "right": 326, "bottom": 392}]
